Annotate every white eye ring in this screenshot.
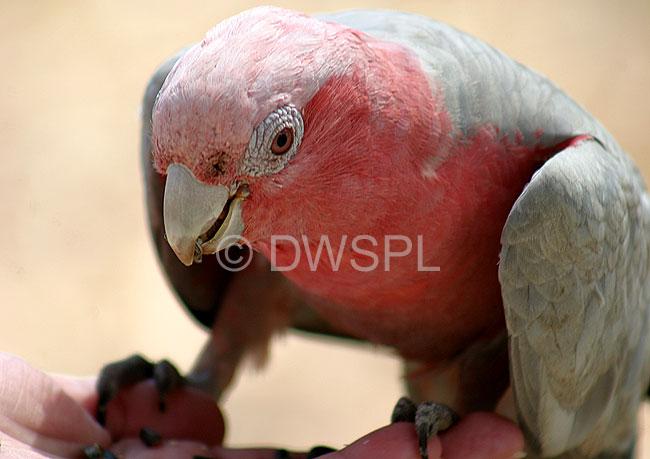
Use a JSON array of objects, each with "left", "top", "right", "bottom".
[{"left": 240, "top": 105, "right": 304, "bottom": 177}]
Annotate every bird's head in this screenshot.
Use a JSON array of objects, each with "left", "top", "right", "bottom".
[{"left": 152, "top": 6, "right": 442, "bottom": 266}]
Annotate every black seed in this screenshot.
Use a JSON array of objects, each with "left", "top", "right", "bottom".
[
  {"left": 83, "top": 444, "right": 104, "bottom": 459},
  {"left": 140, "top": 427, "right": 163, "bottom": 447}
]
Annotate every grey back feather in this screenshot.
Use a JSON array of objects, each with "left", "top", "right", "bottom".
[{"left": 320, "top": 10, "right": 615, "bottom": 153}]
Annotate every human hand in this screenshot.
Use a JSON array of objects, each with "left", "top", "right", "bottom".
[{"left": 0, "top": 352, "right": 523, "bottom": 458}]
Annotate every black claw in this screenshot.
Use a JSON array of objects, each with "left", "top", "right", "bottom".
[
  {"left": 416, "top": 421, "right": 432, "bottom": 459},
  {"left": 96, "top": 354, "right": 155, "bottom": 425},
  {"left": 413, "top": 402, "right": 458, "bottom": 459},
  {"left": 96, "top": 355, "right": 185, "bottom": 425},
  {"left": 95, "top": 404, "right": 108, "bottom": 427},
  {"left": 391, "top": 396, "right": 417, "bottom": 423},
  {"left": 307, "top": 445, "right": 337, "bottom": 458},
  {"left": 153, "top": 359, "right": 184, "bottom": 412},
  {"left": 389, "top": 399, "right": 459, "bottom": 459}
]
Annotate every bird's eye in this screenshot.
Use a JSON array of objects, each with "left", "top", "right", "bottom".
[
  {"left": 271, "top": 128, "right": 293, "bottom": 155},
  {"left": 240, "top": 105, "right": 302, "bottom": 176}
]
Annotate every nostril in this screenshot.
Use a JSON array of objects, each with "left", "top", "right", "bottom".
[{"left": 211, "top": 152, "right": 229, "bottom": 176}]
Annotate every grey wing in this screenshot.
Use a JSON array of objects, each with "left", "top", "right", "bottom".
[{"left": 499, "top": 137, "right": 650, "bottom": 457}]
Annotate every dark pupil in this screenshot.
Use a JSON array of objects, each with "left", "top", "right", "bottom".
[{"left": 276, "top": 133, "right": 287, "bottom": 148}]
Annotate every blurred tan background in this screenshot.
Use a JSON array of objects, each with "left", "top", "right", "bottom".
[{"left": 1, "top": 0, "right": 648, "bottom": 455}]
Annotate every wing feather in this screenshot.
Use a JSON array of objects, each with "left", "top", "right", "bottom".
[{"left": 499, "top": 137, "right": 650, "bottom": 456}]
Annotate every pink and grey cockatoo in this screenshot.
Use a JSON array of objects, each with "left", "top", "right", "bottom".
[{"left": 99, "top": 7, "right": 650, "bottom": 458}]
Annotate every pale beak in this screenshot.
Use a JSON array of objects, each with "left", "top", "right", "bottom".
[{"left": 163, "top": 163, "right": 246, "bottom": 266}]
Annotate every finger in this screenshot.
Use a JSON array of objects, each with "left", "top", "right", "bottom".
[
  {"left": 0, "top": 353, "right": 111, "bottom": 457},
  {"left": 103, "top": 380, "right": 224, "bottom": 445},
  {"left": 112, "top": 438, "right": 215, "bottom": 459},
  {"left": 110, "top": 413, "right": 522, "bottom": 459},
  {"left": 49, "top": 373, "right": 99, "bottom": 414},
  {"left": 438, "top": 412, "right": 524, "bottom": 459},
  {"left": 210, "top": 423, "right": 442, "bottom": 459},
  {"left": 0, "top": 435, "right": 61, "bottom": 458},
  {"left": 112, "top": 438, "right": 307, "bottom": 459},
  {"left": 333, "top": 422, "right": 442, "bottom": 458},
  {"left": 114, "top": 423, "right": 442, "bottom": 459}
]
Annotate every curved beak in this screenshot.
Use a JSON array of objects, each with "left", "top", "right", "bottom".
[{"left": 163, "top": 163, "right": 246, "bottom": 266}]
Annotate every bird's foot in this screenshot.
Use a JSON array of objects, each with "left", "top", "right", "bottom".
[
  {"left": 391, "top": 396, "right": 459, "bottom": 459},
  {"left": 96, "top": 354, "right": 184, "bottom": 425}
]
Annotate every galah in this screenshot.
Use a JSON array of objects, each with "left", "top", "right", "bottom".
[{"left": 99, "top": 7, "right": 650, "bottom": 458}]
